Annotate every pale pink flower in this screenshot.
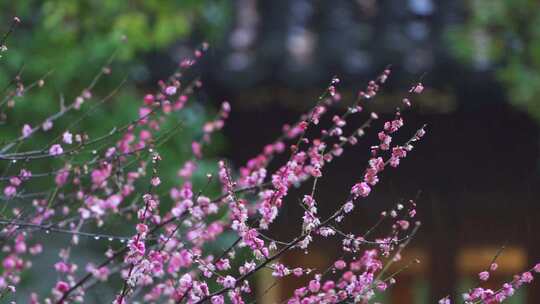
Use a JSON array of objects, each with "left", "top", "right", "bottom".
[
  {"left": 478, "top": 271, "right": 489, "bottom": 281},
  {"left": 521, "top": 271, "right": 534, "bottom": 283},
  {"left": 55, "top": 170, "right": 70, "bottom": 186},
  {"left": 49, "top": 144, "right": 63, "bottom": 156},
  {"left": 143, "top": 94, "right": 155, "bottom": 105},
  {"left": 165, "top": 86, "right": 177, "bottom": 96},
  {"left": 211, "top": 296, "right": 224, "bottom": 304},
  {"left": 192, "top": 141, "right": 202, "bottom": 158},
  {"left": 308, "top": 280, "right": 320, "bottom": 293},
  {"left": 136, "top": 223, "right": 148, "bottom": 234},
  {"left": 42, "top": 120, "right": 53, "bottom": 131},
  {"left": 55, "top": 281, "right": 70, "bottom": 293},
  {"left": 351, "top": 182, "right": 371, "bottom": 198},
  {"left": 62, "top": 131, "right": 73, "bottom": 144},
  {"left": 438, "top": 298, "right": 451, "bottom": 304},
  {"left": 222, "top": 275, "right": 236, "bottom": 288},
  {"left": 151, "top": 177, "right": 161, "bottom": 186},
  {"left": 9, "top": 177, "right": 21, "bottom": 186},
  {"left": 411, "top": 83, "right": 424, "bottom": 94},
  {"left": 22, "top": 124, "right": 32, "bottom": 138},
  {"left": 334, "top": 260, "right": 346, "bottom": 270},
  {"left": 3, "top": 186, "right": 16, "bottom": 198}
]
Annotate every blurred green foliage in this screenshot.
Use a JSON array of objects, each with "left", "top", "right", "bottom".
[
  {"left": 447, "top": 0, "right": 540, "bottom": 122},
  {"left": 0, "top": 2, "right": 233, "bottom": 300},
  {"left": 0, "top": 0, "right": 232, "bottom": 185}
]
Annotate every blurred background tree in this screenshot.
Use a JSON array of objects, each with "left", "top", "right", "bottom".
[
  {"left": 0, "top": 3, "right": 233, "bottom": 299},
  {"left": 447, "top": 0, "right": 540, "bottom": 122},
  {"left": 0, "top": 0, "right": 233, "bottom": 194}
]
